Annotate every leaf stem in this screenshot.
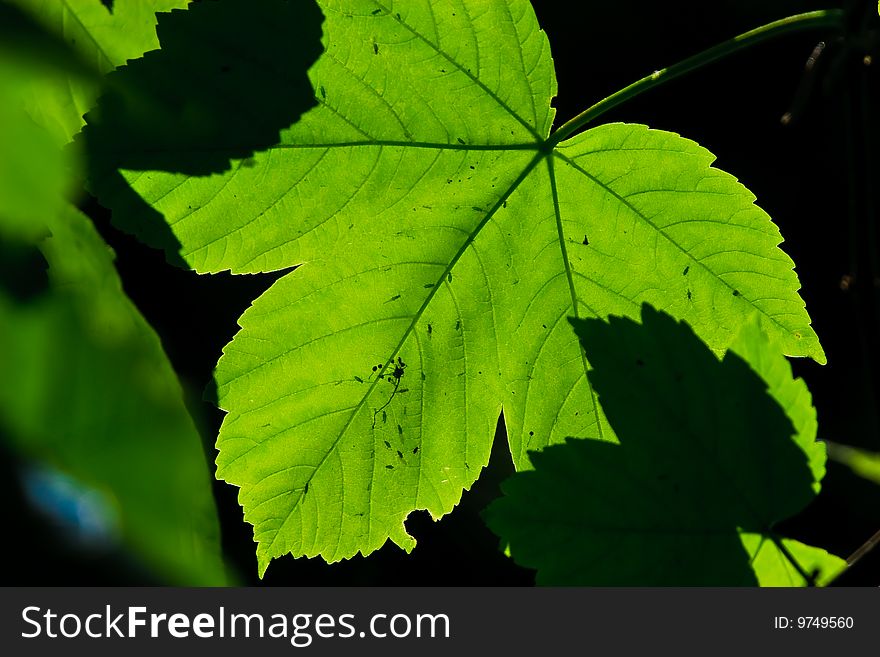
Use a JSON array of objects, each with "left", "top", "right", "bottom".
[{"left": 547, "top": 10, "right": 845, "bottom": 147}]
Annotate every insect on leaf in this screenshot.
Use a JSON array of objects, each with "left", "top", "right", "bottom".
[{"left": 87, "top": 0, "right": 824, "bottom": 574}]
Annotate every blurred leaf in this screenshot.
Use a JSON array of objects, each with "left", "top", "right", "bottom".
[
  {"left": 826, "top": 442, "right": 880, "bottom": 486},
  {"left": 0, "top": 1, "right": 88, "bottom": 239},
  {"left": 0, "top": 93, "right": 70, "bottom": 241},
  {"left": 485, "top": 306, "right": 843, "bottom": 585},
  {"left": 0, "top": 1, "right": 93, "bottom": 77},
  {"left": 0, "top": 2, "right": 224, "bottom": 582},
  {"left": 0, "top": 206, "right": 227, "bottom": 585},
  {"left": 6, "top": 0, "right": 188, "bottom": 143}
]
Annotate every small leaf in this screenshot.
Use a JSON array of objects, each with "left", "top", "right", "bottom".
[{"left": 484, "top": 305, "right": 843, "bottom": 585}]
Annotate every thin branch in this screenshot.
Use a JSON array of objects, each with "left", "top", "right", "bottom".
[
  {"left": 846, "top": 528, "right": 880, "bottom": 570},
  {"left": 547, "top": 10, "right": 845, "bottom": 147}
]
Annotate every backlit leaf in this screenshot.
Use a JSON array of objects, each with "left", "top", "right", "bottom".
[
  {"left": 87, "top": 0, "right": 823, "bottom": 573},
  {"left": 484, "top": 306, "right": 843, "bottom": 586}
]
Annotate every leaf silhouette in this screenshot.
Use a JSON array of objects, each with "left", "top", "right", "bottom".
[
  {"left": 88, "top": 0, "right": 824, "bottom": 573},
  {"left": 484, "top": 306, "right": 844, "bottom": 586}
]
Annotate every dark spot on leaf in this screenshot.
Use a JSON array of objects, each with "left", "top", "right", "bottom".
[
  {"left": 465, "top": 462, "right": 470, "bottom": 469},
  {"left": 413, "top": 447, "right": 420, "bottom": 455},
  {"left": 732, "top": 289, "right": 741, "bottom": 297},
  {"left": 427, "top": 324, "right": 433, "bottom": 335},
  {"left": 420, "top": 372, "right": 426, "bottom": 380},
  {"left": 469, "top": 165, "right": 475, "bottom": 170},
  {"left": 260, "top": 423, "right": 270, "bottom": 428},
  {"left": 354, "top": 375, "right": 364, "bottom": 383},
  {"left": 682, "top": 266, "right": 689, "bottom": 276},
  {"left": 397, "top": 425, "right": 403, "bottom": 435},
  {"left": 397, "top": 450, "right": 403, "bottom": 459},
  {"left": 582, "top": 235, "right": 589, "bottom": 246},
  {"left": 502, "top": 200, "right": 507, "bottom": 208},
  {"left": 687, "top": 290, "right": 692, "bottom": 301},
  {"left": 384, "top": 440, "right": 391, "bottom": 449},
  {"left": 529, "top": 431, "right": 534, "bottom": 436},
  {"left": 472, "top": 206, "right": 484, "bottom": 212},
  {"left": 373, "top": 43, "right": 379, "bottom": 55},
  {"left": 371, "top": 8, "right": 381, "bottom": 14},
  {"left": 423, "top": 283, "right": 435, "bottom": 289},
  {"left": 372, "top": 366, "right": 378, "bottom": 372},
  {"left": 447, "top": 273, "right": 453, "bottom": 283},
  {"left": 457, "top": 137, "right": 465, "bottom": 145},
  {"left": 542, "top": 324, "right": 547, "bottom": 329},
  {"left": 382, "top": 410, "right": 387, "bottom": 424},
  {"left": 303, "top": 482, "right": 309, "bottom": 494},
  {"left": 455, "top": 320, "right": 461, "bottom": 330},
  {"left": 320, "top": 85, "right": 326, "bottom": 99},
  {"left": 385, "top": 465, "right": 394, "bottom": 470}
]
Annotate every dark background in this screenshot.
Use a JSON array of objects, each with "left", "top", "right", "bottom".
[{"left": 8, "top": 0, "right": 880, "bottom": 585}]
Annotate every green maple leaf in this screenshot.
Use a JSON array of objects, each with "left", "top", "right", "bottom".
[
  {"left": 86, "top": 0, "right": 824, "bottom": 574},
  {"left": 484, "top": 306, "right": 844, "bottom": 586}
]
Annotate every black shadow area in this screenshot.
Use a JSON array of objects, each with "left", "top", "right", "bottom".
[{"left": 485, "top": 305, "right": 818, "bottom": 585}]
